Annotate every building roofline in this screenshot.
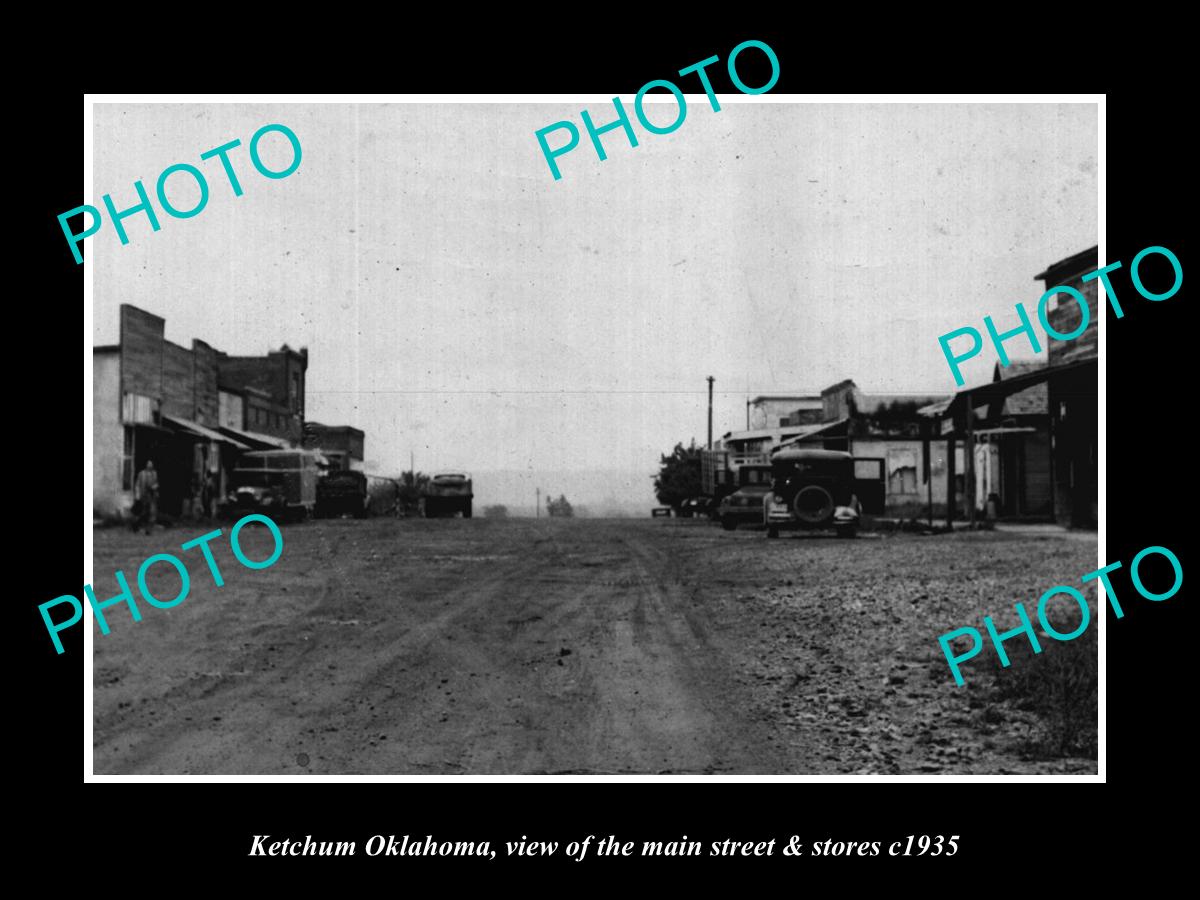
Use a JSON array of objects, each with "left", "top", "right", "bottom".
[
  {"left": 1034, "top": 246, "right": 1099, "bottom": 282},
  {"left": 749, "top": 394, "right": 821, "bottom": 403},
  {"left": 858, "top": 392, "right": 948, "bottom": 400}
]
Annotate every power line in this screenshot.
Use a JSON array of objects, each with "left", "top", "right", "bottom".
[{"left": 305, "top": 389, "right": 803, "bottom": 395}]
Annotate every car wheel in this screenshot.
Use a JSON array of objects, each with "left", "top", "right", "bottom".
[
  {"left": 721, "top": 517, "right": 737, "bottom": 531},
  {"left": 767, "top": 526, "right": 780, "bottom": 539},
  {"left": 793, "top": 485, "right": 835, "bottom": 524}
]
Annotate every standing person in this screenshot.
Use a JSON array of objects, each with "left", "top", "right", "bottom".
[
  {"left": 134, "top": 460, "right": 159, "bottom": 534},
  {"left": 204, "top": 470, "right": 219, "bottom": 520}
]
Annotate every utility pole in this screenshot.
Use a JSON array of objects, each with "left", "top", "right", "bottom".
[
  {"left": 746, "top": 398, "right": 750, "bottom": 430},
  {"left": 536, "top": 487, "right": 540, "bottom": 519},
  {"left": 707, "top": 376, "right": 714, "bottom": 449}
]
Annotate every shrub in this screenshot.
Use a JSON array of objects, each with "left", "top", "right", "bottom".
[{"left": 985, "top": 607, "right": 1098, "bottom": 759}]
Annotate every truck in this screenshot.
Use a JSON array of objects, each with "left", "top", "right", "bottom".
[
  {"left": 226, "top": 449, "right": 322, "bottom": 521},
  {"left": 420, "top": 472, "right": 474, "bottom": 518}
]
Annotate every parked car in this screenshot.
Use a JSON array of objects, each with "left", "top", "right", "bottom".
[
  {"left": 677, "top": 496, "right": 713, "bottom": 519},
  {"left": 764, "top": 448, "right": 861, "bottom": 539},
  {"left": 718, "top": 483, "right": 772, "bottom": 530}
]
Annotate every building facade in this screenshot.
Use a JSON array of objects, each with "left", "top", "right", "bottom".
[
  {"left": 746, "top": 395, "right": 822, "bottom": 430},
  {"left": 217, "top": 344, "right": 308, "bottom": 446},
  {"left": 1037, "top": 247, "right": 1099, "bottom": 527},
  {"left": 970, "top": 361, "right": 1053, "bottom": 520},
  {"left": 93, "top": 303, "right": 308, "bottom": 521},
  {"left": 716, "top": 380, "right": 952, "bottom": 518},
  {"left": 302, "top": 422, "right": 365, "bottom": 471},
  {"left": 782, "top": 381, "right": 952, "bottom": 518},
  {"left": 919, "top": 247, "right": 1098, "bottom": 528}
]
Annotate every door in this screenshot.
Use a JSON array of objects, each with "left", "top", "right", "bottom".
[
  {"left": 853, "top": 457, "right": 886, "bottom": 514},
  {"left": 1001, "top": 437, "right": 1022, "bottom": 516}
]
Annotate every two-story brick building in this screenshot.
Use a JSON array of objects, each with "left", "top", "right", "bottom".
[{"left": 217, "top": 344, "right": 308, "bottom": 447}]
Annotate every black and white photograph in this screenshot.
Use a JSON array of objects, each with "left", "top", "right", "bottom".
[{"left": 85, "top": 97, "right": 1100, "bottom": 777}]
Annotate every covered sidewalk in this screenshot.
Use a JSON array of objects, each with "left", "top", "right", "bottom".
[{"left": 919, "top": 358, "right": 1096, "bottom": 528}]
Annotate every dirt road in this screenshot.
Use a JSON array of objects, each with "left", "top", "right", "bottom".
[{"left": 92, "top": 518, "right": 1098, "bottom": 774}]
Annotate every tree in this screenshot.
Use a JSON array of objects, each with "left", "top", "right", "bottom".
[
  {"left": 653, "top": 441, "right": 703, "bottom": 511},
  {"left": 397, "top": 470, "right": 430, "bottom": 516},
  {"left": 546, "top": 494, "right": 574, "bottom": 517},
  {"left": 483, "top": 504, "right": 509, "bottom": 518}
]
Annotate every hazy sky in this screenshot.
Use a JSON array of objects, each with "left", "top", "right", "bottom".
[{"left": 92, "top": 101, "right": 1097, "bottom": 506}]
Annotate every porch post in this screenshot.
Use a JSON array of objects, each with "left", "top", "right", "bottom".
[
  {"left": 966, "top": 401, "right": 976, "bottom": 528},
  {"left": 946, "top": 435, "right": 956, "bottom": 526}
]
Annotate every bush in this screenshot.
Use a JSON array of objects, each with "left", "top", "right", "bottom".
[
  {"left": 546, "top": 495, "right": 574, "bottom": 518},
  {"left": 985, "top": 608, "right": 1097, "bottom": 759}
]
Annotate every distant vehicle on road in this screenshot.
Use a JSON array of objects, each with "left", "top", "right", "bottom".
[
  {"left": 227, "top": 449, "right": 321, "bottom": 521},
  {"left": 421, "top": 472, "right": 474, "bottom": 518},
  {"left": 651, "top": 507, "right": 673, "bottom": 518},
  {"left": 764, "top": 448, "right": 861, "bottom": 539},
  {"left": 317, "top": 470, "right": 400, "bottom": 518}
]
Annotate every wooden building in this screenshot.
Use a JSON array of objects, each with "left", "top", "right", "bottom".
[{"left": 921, "top": 248, "right": 1098, "bottom": 528}]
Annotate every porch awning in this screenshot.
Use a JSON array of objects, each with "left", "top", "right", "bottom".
[
  {"left": 773, "top": 417, "right": 850, "bottom": 452},
  {"left": 972, "top": 426, "right": 1038, "bottom": 437},
  {"left": 163, "top": 415, "right": 251, "bottom": 450},
  {"left": 942, "top": 357, "right": 1096, "bottom": 421}
]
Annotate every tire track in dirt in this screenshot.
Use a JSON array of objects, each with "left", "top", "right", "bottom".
[
  {"left": 596, "top": 531, "right": 788, "bottom": 773},
  {"left": 96, "top": 519, "right": 789, "bottom": 774},
  {"left": 96, "top": 523, "right": 543, "bottom": 774}
]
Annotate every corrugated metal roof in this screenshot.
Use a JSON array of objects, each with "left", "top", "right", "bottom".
[{"left": 993, "top": 360, "right": 1049, "bottom": 415}]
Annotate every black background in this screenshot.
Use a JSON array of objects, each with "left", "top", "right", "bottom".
[{"left": 19, "top": 22, "right": 1187, "bottom": 885}]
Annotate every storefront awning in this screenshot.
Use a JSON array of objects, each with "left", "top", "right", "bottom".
[
  {"left": 163, "top": 415, "right": 251, "bottom": 449},
  {"left": 217, "top": 425, "right": 292, "bottom": 450}
]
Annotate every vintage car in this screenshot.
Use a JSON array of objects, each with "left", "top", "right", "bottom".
[
  {"left": 718, "top": 483, "right": 772, "bottom": 530},
  {"left": 763, "top": 448, "right": 861, "bottom": 539}
]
